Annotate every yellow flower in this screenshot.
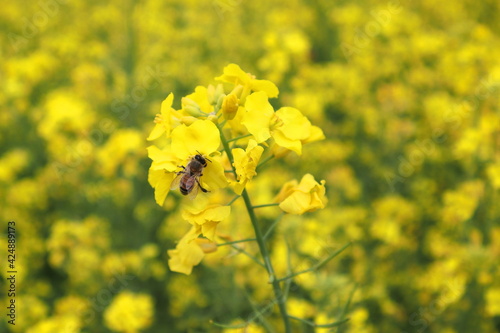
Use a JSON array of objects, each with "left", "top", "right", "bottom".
[
  {"left": 182, "top": 85, "right": 214, "bottom": 116},
  {"left": 221, "top": 93, "right": 239, "bottom": 120},
  {"left": 276, "top": 174, "right": 327, "bottom": 215},
  {"left": 242, "top": 91, "right": 324, "bottom": 155},
  {"left": 147, "top": 93, "right": 182, "bottom": 140},
  {"left": 485, "top": 287, "right": 500, "bottom": 316},
  {"left": 104, "top": 292, "right": 154, "bottom": 333},
  {"left": 26, "top": 315, "right": 81, "bottom": 333},
  {"left": 147, "top": 120, "right": 229, "bottom": 205},
  {"left": 232, "top": 139, "right": 264, "bottom": 194},
  {"left": 168, "top": 227, "right": 206, "bottom": 275},
  {"left": 487, "top": 163, "right": 500, "bottom": 189},
  {"left": 215, "top": 63, "right": 279, "bottom": 98},
  {"left": 181, "top": 196, "right": 231, "bottom": 241}
]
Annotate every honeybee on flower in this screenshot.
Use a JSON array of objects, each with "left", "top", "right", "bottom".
[{"left": 171, "top": 153, "right": 211, "bottom": 199}]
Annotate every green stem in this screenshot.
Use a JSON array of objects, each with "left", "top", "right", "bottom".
[
  {"left": 226, "top": 195, "right": 241, "bottom": 206},
  {"left": 220, "top": 128, "right": 292, "bottom": 333},
  {"left": 216, "top": 238, "right": 256, "bottom": 246},
  {"left": 253, "top": 203, "right": 280, "bottom": 209},
  {"left": 256, "top": 154, "right": 274, "bottom": 172},
  {"left": 241, "top": 189, "right": 291, "bottom": 332},
  {"left": 263, "top": 213, "right": 284, "bottom": 240},
  {"left": 227, "top": 133, "right": 252, "bottom": 143}
]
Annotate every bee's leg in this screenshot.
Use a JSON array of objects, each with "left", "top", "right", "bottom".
[
  {"left": 196, "top": 178, "right": 209, "bottom": 193},
  {"left": 176, "top": 165, "right": 186, "bottom": 175}
]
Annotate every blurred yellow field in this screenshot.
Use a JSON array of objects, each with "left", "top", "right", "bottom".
[{"left": 1, "top": 0, "right": 500, "bottom": 332}]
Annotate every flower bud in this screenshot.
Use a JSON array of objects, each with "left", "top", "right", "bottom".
[
  {"left": 181, "top": 97, "right": 204, "bottom": 117},
  {"left": 180, "top": 116, "right": 198, "bottom": 126},
  {"left": 221, "top": 93, "right": 239, "bottom": 120}
]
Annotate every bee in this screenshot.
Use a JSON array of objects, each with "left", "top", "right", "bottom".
[{"left": 171, "top": 153, "right": 211, "bottom": 199}]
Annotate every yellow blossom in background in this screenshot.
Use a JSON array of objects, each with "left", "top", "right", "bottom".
[
  {"left": 104, "top": 292, "right": 154, "bottom": 333},
  {"left": 485, "top": 288, "right": 500, "bottom": 316},
  {"left": 276, "top": 173, "right": 327, "bottom": 214},
  {"left": 0, "top": 148, "right": 30, "bottom": 182},
  {"left": 486, "top": 163, "right": 500, "bottom": 189},
  {"left": 26, "top": 315, "right": 81, "bottom": 333}
]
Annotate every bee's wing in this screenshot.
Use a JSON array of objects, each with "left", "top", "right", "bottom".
[
  {"left": 170, "top": 172, "right": 183, "bottom": 190},
  {"left": 186, "top": 179, "right": 200, "bottom": 200}
]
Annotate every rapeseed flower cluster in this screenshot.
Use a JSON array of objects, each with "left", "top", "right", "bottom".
[{"left": 147, "top": 64, "right": 326, "bottom": 275}]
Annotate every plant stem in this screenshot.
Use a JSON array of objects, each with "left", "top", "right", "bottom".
[
  {"left": 216, "top": 238, "right": 256, "bottom": 246},
  {"left": 253, "top": 203, "right": 280, "bottom": 209},
  {"left": 220, "top": 128, "right": 292, "bottom": 333},
  {"left": 241, "top": 189, "right": 291, "bottom": 333}
]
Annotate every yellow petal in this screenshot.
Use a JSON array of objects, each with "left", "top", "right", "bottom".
[
  {"left": 182, "top": 205, "right": 230, "bottom": 225},
  {"left": 242, "top": 92, "right": 274, "bottom": 143},
  {"left": 303, "top": 125, "right": 326, "bottom": 144},
  {"left": 183, "top": 86, "right": 213, "bottom": 114},
  {"left": 171, "top": 120, "right": 221, "bottom": 160},
  {"left": 272, "top": 129, "right": 302, "bottom": 155},
  {"left": 275, "top": 107, "right": 311, "bottom": 141},
  {"left": 147, "top": 123, "right": 165, "bottom": 141},
  {"left": 250, "top": 79, "right": 279, "bottom": 98},
  {"left": 232, "top": 139, "right": 264, "bottom": 182},
  {"left": 167, "top": 227, "right": 204, "bottom": 275},
  {"left": 167, "top": 242, "right": 204, "bottom": 275},
  {"left": 279, "top": 191, "right": 312, "bottom": 215},
  {"left": 277, "top": 174, "right": 327, "bottom": 215},
  {"left": 274, "top": 179, "right": 298, "bottom": 202},
  {"left": 148, "top": 169, "right": 176, "bottom": 206},
  {"left": 202, "top": 159, "right": 230, "bottom": 191},
  {"left": 160, "top": 93, "right": 174, "bottom": 114},
  {"left": 215, "top": 63, "right": 250, "bottom": 85},
  {"left": 201, "top": 221, "right": 219, "bottom": 241},
  {"left": 231, "top": 179, "right": 246, "bottom": 195},
  {"left": 147, "top": 146, "right": 180, "bottom": 172}
]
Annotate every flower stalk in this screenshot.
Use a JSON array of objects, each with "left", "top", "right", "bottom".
[{"left": 220, "top": 128, "right": 292, "bottom": 333}]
